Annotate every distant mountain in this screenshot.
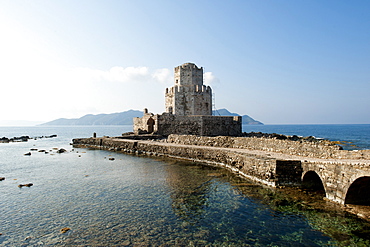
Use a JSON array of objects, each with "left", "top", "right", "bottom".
[
  {"left": 213, "top": 108, "right": 263, "bottom": 125},
  {"left": 40, "top": 110, "right": 143, "bottom": 125},
  {"left": 41, "top": 108, "right": 263, "bottom": 126}
]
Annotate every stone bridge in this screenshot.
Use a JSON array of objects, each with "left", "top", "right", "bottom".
[
  {"left": 301, "top": 160, "right": 370, "bottom": 205},
  {"left": 73, "top": 134, "right": 370, "bottom": 206}
]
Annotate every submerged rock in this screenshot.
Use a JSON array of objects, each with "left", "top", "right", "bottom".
[
  {"left": 18, "top": 183, "right": 33, "bottom": 188},
  {"left": 60, "top": 227, "right": 70, "bottom": 233},
  {"left": 57, "top": 148, "right": 67, "bottom": 153}
]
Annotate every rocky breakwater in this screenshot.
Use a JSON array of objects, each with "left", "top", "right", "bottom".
[
  {"left": 74, "top": 133, "right": 370, "bottom": 184},
  {"left": 73, "top": 133, "right": 370, "bottom": 217},
  {"left": 72, "top": 134, "right": 312, "bottom": 187},
  {"left": 167, "top": 134, "right": 370, "bottom": 207},
  {"left": 167, "top": 133, "right": 370, "bottom": 160},
  {"left": 0, "top": 134, "right": 57, "bottom": 143}
]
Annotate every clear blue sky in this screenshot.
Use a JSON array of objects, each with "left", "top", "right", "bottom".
[{"left": 0, "top": 0, "right": 369, "bottom": 125}]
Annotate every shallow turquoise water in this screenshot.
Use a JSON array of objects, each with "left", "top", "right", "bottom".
[{"left": 1, "top": 126, "right": 370, "bottom": 246}]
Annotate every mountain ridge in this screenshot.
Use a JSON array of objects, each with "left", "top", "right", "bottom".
[
  {"left": 40, "top": 109, "right": 263, "bottom": 125},
  {"left": 213, "top": 109, "right": 263, "bottom": 125}
]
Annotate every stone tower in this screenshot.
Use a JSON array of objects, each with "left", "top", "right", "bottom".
[{"left": 165, "top": 63, "right": 212, "bottom": 116}]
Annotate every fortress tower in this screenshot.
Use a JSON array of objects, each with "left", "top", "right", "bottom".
[
  {"left": 134, "top": 62, "right": 241, "bottom": 136},
  {"left": 165, "top": 63, "right": 212, "bottom": 116}
]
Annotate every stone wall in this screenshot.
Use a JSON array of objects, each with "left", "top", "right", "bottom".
[
  {"left": 302, "top": 160, "right": 370, "bottom": 204},
  {"left": 156, "top": 115, "right": 242, "bottom": 136},
  {"left": 72, "top": 137, "right": 313, "bottom": 188},
  {"left": 72, "top": 136, "right": 370, "bottom": 205},
  {"left": 133, "top": 110, "right": 158, "bottom": 134},
  {"left": 167, "top": 134, "right": 370, "bottom": 160},
  {"left": 72, "top": 137, "right": 278, "bottom": 186},
  {"left": 134, "top": 113, "right": 242, "bottom": 136}
]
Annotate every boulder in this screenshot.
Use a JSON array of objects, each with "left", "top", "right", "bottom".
[
  {"left": 0, "top": 137, "right": 10, "bottom": 143},
  {"left": 57, "top": 148, "right": 67, "bottom": 153},
  {"left": 18, "top": 183, "right": 33, "bottom": 188},
  {"left": 60, "top": 227, "right": 70, "bottom": 233}
]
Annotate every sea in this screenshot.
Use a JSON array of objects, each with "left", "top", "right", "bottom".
[{"left": 1, "top": 124, "right": 370, "bottom": 246}]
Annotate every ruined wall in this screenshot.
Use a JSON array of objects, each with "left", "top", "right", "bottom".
[
  {"left": 167, "top": 134, "right": 370, "bottom": 159},
  {"left": 133, "top": 109, "right": 158, "bottom": 134},
  {"left": 156, "top": 114, "right": 201, "bottom": 136},
  {"left": 156, "top": 115, "right": 241, "bottom": 136},
  {"left": 198, "top": 116, "right": 242, "bottom": 136},
  {"left": 73, "top": 136, "right": 370, "bottom": 205},
  {"left": 72, "top": 137, "right": 278, "bottom": 187}
]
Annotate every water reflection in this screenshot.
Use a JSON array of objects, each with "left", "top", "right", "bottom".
[
  {"left": 2, "top": 144, "right": 370, "bottom": 246},
  {"left": 161, "top": 159, "right": 331, "bottom": 246},
  {"left": 164, "top": 161, "right": 215, "bottom": 225},
  {"left": 230, "top": 175, "right": 370, "bottom": 246}
]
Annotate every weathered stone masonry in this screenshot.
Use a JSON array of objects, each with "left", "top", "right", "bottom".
[
  {"left": 73, "top": 134, "right": 370, "bottom": 206},
  {"left": 133, "top": 63, "right": 242, "bottom": 137},
  {"left": 166, "top": 63, "right": 212, "bottom": 116},
  {"left": 73, "top": 136, "right": 279, "bottom": 187}
]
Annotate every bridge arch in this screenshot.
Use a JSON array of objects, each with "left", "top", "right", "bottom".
[
  {"left": 301, "top": 171, "right": 326, "bottom": 196},
  {"left": 344, "top": 176, "right": 370, "bottom": 205}
]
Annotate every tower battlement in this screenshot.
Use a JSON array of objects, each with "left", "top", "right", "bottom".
[
  {"left": 165, "top": 85, "right": 212, "bottom": 95},
  {"left": 134, "top": 62, "right": 242, "bottom": 137},
  {"left": 166, "top": 63, "right": 212, "bottom": 116}
]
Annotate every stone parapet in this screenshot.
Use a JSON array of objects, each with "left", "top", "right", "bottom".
[
  {"left": 167, "top": 134, "right": 370, "bottom": 160},
  {"left": 73, "top": 135, "right": 370, "bottom": 207},
  {"left": 72, "top": 137, "right": 279, "bottom": 187}
]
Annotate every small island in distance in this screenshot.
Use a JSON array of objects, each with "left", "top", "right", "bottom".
[{"left": 40, "top": 108, "right": 263, "bottom": 126}]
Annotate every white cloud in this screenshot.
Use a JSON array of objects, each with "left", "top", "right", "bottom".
[
  {"left": 105, "top": 66, "right": 150, "bottom": 82},
  {"left": 69, "top": 66, "right": 172, "bottom": 85},
  {"left": 204, "top": 72, "right": 220, "bottom": 86},
  {"left": 152, "top": 68, "right": 173, "bottom": 85}
]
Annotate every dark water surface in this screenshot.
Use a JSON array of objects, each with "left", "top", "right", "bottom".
[
  {"left": 243, "top": 124, "right": 370, "bottom": 150},
  {"left": 1, "top": 125, "right": 370, "bottom": 246}
]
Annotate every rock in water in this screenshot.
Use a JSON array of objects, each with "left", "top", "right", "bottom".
[
  {"left": 60, "top": 227, "right": 70, "bottom": 233},
  {"left": 18, "top": 183, "right": 33, "bottom": 188},
  {"left": 57, "top": 148, "right": 67, "bottom": 153}
]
